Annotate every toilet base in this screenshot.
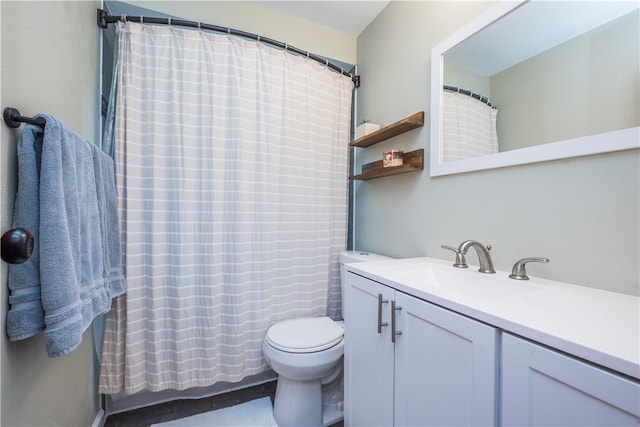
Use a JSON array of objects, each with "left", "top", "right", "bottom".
[
  {"left": 321, "top": 370, "right": 344, "bottom": 427},
  {"left": 272, "top": 374, "right": 344, "bottom": 427},
  {"left": 322, "top": 402, "right": 344, "bottom": 427},
  {"left": 274, "top": 377, "right": 323, "bottom": 427}
]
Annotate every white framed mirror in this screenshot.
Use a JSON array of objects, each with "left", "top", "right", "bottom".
[{"left": 430, "top": 0, "right": 639, "bottom": 177}]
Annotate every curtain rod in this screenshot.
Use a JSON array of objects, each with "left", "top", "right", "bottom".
[
  {"left": 96, "top": 9, "right": 360, "bottom": 87},
  {"left": 444, "top": 85, "right": 495, "bottom": 109}
]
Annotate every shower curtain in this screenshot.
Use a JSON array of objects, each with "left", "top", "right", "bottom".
[
  {"left": 99, "top": 22, "right": 352, "bottom": 394},
  {"left": 441, "top": 91, "right": 499, "bottom": 162}
]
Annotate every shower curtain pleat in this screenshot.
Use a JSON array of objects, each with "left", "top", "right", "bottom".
[
  {"left": 99, "top": 22, "right": 352, "bottom": 394},
  {"left": 442, "top": 91, "right": 499, "bottom": 162}
]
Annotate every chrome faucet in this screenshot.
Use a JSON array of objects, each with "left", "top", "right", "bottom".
[
  {"left": 509, "top": 257, "right": 549, "bottom": 280},
  {"left": 441, "top": 245, "right": 468, "bottom": 268},
  {"left": 458, "top": 240, "right": 495, "bottom": 274}
]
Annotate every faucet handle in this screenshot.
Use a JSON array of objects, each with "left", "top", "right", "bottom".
[
  {"left": 509, "top": 257, "right": 549, "bottom": 280},
  {"left": 441, "top": 245, "right": 468, "bottom": 268}
]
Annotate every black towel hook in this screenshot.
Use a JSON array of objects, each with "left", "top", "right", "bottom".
[{"left": 3, "top": 107, "right": 46, "bottom": 128}]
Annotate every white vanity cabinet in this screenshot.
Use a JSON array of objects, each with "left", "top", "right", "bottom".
[
  {"left": 344, "top": 256, "right": 640, "bottom": 427},
  {"left": 344, "top": 273, "right": 394, "bottom": 426},
  {"left": 344, "top": 272, "right": 498, "bottom": 426},
  {"left": 501, "top": 333, "right": 640, "bottom": 426}
]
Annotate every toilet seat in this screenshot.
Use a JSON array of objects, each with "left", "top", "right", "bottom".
[{"left": 266, "top": 317, "right": 344, "bottom": 353}]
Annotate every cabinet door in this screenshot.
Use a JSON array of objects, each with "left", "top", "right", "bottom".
[
  {"left": 502, "top": 333, "right": 640, "bottom": 426},
  {"left": 394, "top": 292, "right": 498, "bottom": 426},
  {"left": 344, "top": 273, "right": 395, "bottom": 427}
]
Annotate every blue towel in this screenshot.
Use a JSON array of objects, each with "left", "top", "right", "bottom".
[
  {"left": 6, "top": 115, "right": 126, "bottom": 357},
  {"left": 6, "top": 125, "right": 45, "bottom": 339}
]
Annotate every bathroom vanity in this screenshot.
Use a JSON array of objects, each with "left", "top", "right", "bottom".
[{"left": 343, "top": 257, "right": 640, "bottom": 426}]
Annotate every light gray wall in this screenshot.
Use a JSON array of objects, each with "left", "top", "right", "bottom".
[
  {"left": 493, "top": 10, "right": 639, "bottom": 151},
  {"left": 126, "top": 1, "right": 357, "bottom": 64},
  {"left": 355, "top": 1, "right": 639, "bottom": 296},
  {"left": 443, "top": 63, "right": 490, "bottom": 97},
  {"left": 1, "top": 2, "right": 102, "bottom": 426}
]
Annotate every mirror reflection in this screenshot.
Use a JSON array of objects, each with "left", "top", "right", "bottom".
[{"left": 433, "top": 1, "right": 639, "bottom": 172}]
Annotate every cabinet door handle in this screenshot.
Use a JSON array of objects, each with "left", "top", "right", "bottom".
[
  {"left": 377, "top": 293, "right": 389, "bottom": 333},
  {"left": 391, "top": 300, "right": 402, "bottom": 343}
]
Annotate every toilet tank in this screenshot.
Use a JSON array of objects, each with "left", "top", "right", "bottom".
[{"left": 339, "top": 251, "right": 392, "bottom": 319}]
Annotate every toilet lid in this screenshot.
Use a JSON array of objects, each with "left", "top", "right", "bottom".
[{"left": 266, "top": 317, "right": 344, "bottom": 353}]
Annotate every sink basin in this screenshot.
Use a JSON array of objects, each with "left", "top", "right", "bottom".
[
  {"left": 348, "top": 257, "right": 549, "bottom": 305},
  {"left": 344, "top": 256, "right": 640, "bottom": 381}
]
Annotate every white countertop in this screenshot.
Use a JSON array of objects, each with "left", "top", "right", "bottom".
[{"left": 345, "top": 257, "right": 640, "bottom": 380}]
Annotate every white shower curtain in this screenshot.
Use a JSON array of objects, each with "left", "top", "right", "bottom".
[
  {"left": 99, "top": 22, "right": 352, "bottom": 394},
  {"left": 441, "top": 91, "right": 499, "bottom": 162}
]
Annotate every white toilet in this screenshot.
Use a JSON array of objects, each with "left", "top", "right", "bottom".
[{"left": 262, "top": 250, "right": 391, "bottom": 427}]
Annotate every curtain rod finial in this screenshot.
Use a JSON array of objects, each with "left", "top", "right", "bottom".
[{"left": 97, "top": 9, "right": 109, "bottom": 29}]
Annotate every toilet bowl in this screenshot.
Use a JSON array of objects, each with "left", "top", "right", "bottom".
[
  {"left": 262, "top": 317, "right": 344, "bottom": 427},
  {"left": 262, "top": 251, "right": 391, "bottom": 427}
]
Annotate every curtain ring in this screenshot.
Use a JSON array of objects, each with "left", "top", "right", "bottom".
[
  {"left": 120, "top": 13, "right": 127, "bottom": 23},
  {"left": 140, "top": 16, "right": 144, "bottom": 24},
  {"left": 197, "top": 22, "right": 202, "bottom": 29},
  {"left": 168, "top": 18, "right": 172, "bottom": 26},
  {"left": 257, "top": 34, "right": 261, "bottom": 42},
  {"left": 227, "top": 27, "right": 231, "bottom": 35}
]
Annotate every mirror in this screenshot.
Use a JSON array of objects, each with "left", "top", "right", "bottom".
[{"left": 430, "top": 0, "right": 639, "bottom": 176}]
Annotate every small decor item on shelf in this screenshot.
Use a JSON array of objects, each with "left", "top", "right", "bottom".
[
  {"left": 383, "top": 150, "right": 404, "bottom": 167},
  {"left": 355, "top": 120, "right": 380, "bottom": 139}
]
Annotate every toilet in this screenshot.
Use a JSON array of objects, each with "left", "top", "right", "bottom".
[{"left": 262, "top": 251, "right": 391, "bottom": 427}]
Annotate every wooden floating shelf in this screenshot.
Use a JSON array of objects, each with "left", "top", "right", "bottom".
[
  {"left": 350, "top": 111, "right": 424, "bottom": 148},
  {"left": 350, "top": 149, "right": 424, "bottom": 181}
]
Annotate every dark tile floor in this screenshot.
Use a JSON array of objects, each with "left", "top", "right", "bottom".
[{"left": 103, "top": 381, "right": 344, "bottom": 427}]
